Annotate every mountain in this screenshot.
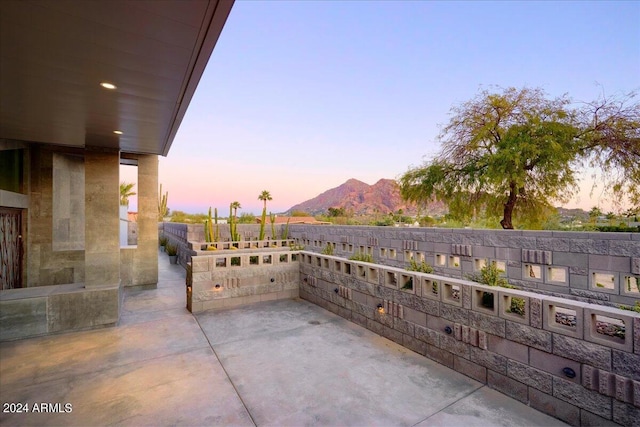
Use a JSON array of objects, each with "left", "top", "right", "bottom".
[{"left": 288, "top": 178, "right": 444, "bottom": 216}]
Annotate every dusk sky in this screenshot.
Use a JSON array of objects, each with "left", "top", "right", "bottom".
[{"left": 122, "top": 1, "right": 639, "bottom": 215}]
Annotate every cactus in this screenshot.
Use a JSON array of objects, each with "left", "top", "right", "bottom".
[
  {"left": 259, "top": 208, "right": 266, "bottom": 240},
  {"left": 229, "top": 203, "right": 240, "bottom": 242},
  {"left": 158, "top": 184, "right": 168, "bottom": 221},
  {"left": 270, "top": 212, "right": 276, "bottom": 239},
  {"left": 203, "top": 207, "right": 220, "bottom": 244},
  {"left": 214, "top": 208, "right": 219, "bottom": 242},
  {"left": 281, "top": 217, "right": 290, "bottom": 239},
  {"left": 204, "top": 207, "right": 213, "bottom": 243}
]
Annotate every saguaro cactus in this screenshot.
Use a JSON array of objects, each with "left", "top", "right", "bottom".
[
  {"left": 214, "top": 208, "right": 219, "bottom": 242},
  {"left": 158, "top": 184, "right": 168, "bottom": 221},
  {"left": 270, "top": 212, "right": 276, "bottom": 239},
  {"left": 204, "top": 207, "right": 214, "bottom": 243},
  {"left": 229, "top": 203, "right": 240, "bottom": 242}
]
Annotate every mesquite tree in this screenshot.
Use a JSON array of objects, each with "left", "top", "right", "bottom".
[{"left": 400, "top": 87, "right": 639, "bottom": 229}]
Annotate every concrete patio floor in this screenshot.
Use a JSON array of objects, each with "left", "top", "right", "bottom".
[{"left": 0, "top": 251, "right": 568, "bottom": 427}]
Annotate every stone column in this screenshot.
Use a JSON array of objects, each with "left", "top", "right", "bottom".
[
  {"left": 84, "top": 148, "right": 120, "bottom": 286},
  {"left": 133, "top": 154, "right": 158, "bottom": 287}
]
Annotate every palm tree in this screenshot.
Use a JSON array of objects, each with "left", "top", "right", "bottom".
[
  {"left": 231, "top": 201, "right": 241, "bottom": 220},
  {"left": 258, "top": 190, "right": 272, "bottom": 210},
  {"left": 120, "top": 182, "right": 136, "bottom": 207},
  {"left": 258, "top": 190, "right": 272, "bottom": 240}
]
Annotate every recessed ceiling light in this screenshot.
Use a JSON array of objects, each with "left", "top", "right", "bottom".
[
  {"left": 100, "top": 82, "right": 117, "bottom": 90},
  {"left": 113, "top": 130, "right": 123, "bottom": 135}
]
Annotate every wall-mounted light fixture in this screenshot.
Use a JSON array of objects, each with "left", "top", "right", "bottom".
[
  {"left": 444, "top": 326, "right": 453, "bottom": 335},
  {"left": 377, "top": 303, "right": 384, "bottom": 314},
  {"left": 100, "top": 82, "right": 117, "bottom": 90},
  {"left": 562, "top": 367, "right": 576, "bottom": 379},
  {"left": 334, "top": 288, "right": 339, "bottom": 294},
  {"left": 214, "top": 284, "right": 221, "bottom": 289}
]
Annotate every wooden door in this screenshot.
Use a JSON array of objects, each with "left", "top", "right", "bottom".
[{"left": 0, "top": 207, "right": 23, "bottom": 289}]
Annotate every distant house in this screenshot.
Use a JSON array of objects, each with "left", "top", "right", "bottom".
[{"left": 255, "top": 216, "right": 330, "bottom": 225}]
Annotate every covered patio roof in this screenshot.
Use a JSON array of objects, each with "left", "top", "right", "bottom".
[{"left": 0, "top": 0, "right": 233, "bottom": 156}]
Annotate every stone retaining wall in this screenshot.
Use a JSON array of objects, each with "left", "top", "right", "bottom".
[
  {"left": 290, "top": 225, "right": 640, "bottom": 309},
  {"left": 298, "top": 251, "right": 640, "bottom": 426}
]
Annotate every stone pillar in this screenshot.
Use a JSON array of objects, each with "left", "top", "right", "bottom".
[
  {"left": 84, "top": 148, "right": 120, "bottom": 286},
  {"left": 133, "top": 154, "right": 158, "bottom": 287}
]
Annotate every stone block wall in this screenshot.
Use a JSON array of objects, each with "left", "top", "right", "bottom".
[
  {"left": 187, "top": 250, "right": 300, "bottom": 313},
  {"left": 298, "top": 251, "right": 640, "bottom": 426},
  {"left": 160, "top": 222, "right": 289, "bottom": 268},
  {"left": 290, "top": 226, "right": 640, "bottom": 309}
]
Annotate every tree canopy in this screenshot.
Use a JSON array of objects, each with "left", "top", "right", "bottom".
[{"left": 399, "top": 87, "right": 640, "bottom": 229}]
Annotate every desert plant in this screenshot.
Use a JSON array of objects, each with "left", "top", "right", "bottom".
[
  {"left": 619, "top": 301, "right": 640, "bottom": 313},
  {"left": 507, "top": 297, "right": 526, "bottom": 316},
  {"left": 281, "top": 217, "right": 291, "bottom": 239},
  {"left": 159, "top": 236, "right": 168, "bottom": 247},
  {"left": 270, "top": 212, "right": 277, "bottom": 239},
  {"left": 158, "top": 184, "right": 168, "bottom": 220},
  {"left": 469, "top": 261, "right": 512, "bottom": 288},
  {"left": 406, "top": 258, "right": 434, "bottom": 273},
  {"left": 165, "top": 243, "right": 178, "bottom": 256},
  {"left": 349, "top": 251, "right": 374, "bottom": 263},
  {"left": 321, "top": 243, "right": 334, "bottom": 255},
  {"left": 204, "top": 207, "right": 218, "bottom": 243},
  {"left": 402, "top": 277, "right": 414, "bottom": 290},
  {"left": 229, "top": 203, "right": 240, "bottom": 242}
]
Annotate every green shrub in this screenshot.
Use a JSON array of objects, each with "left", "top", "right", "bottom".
[
  {"left": 406, "top": 258, "right": 434, "bottom": 273},
  {"left": 508, "top": 297, "right": 526, "bottom": 316},
  {"left": 321, "top": 243, "right": 334, "bottom": 255},
  {"left": 619, "top": 301, "right": 640, "bottom": 313},
  {"left": 165, "top": 243, "right": 178, "bottom": 256},
  {"left": 595, "top": 225, "right": 640, "bottom": 232},
  {"left": 469, "top": 261, "right": 512, "bottom": 288},
  {"left": 349, "top": 252, "right": 374, "bottom": 263}
]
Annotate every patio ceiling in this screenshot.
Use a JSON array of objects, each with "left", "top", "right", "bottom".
[{"left": 0, "top": 0, "right": 233, "bottom": 156}]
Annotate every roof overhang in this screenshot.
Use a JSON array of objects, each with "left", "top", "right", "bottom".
[{"left": 0, "top": 0, "right": 233, "bottom": 156}]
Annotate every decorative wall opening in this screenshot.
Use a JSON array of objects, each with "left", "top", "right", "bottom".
[
  {"left": 474, "top": 258, "right": 487, "bottom": 271},
  {"left": 422, "top": 278, "right": 439, "bottom": 299},
  {"left": 593, "top": 314, "right": 625, "bottom": 341},
  {"left": 523, "top": 264, "right": 542, "bottom": 280},
  {"left": 449, "top": 256, "right": 461, "bottom": 268},
  {"left": 443, "top": 283, "right": 461, "bottom": 305},
  {"left": 592, "top": 272, "right": 615, "bottom": 290},
  {"left": 623, "top": 276, "right": 639, "bottom": 295},
  {"left": 547, "top": 266, "right": 567, "bottom": 284}
]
